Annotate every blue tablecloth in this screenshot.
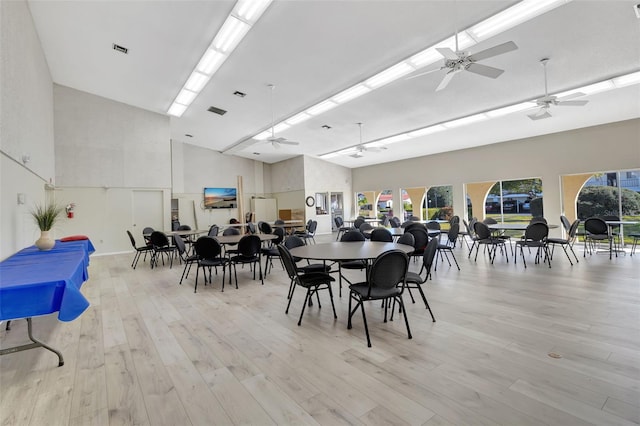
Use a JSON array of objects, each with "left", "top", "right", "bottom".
[{"left": 0, "top": 239, "right": 94, "bottom": 322}]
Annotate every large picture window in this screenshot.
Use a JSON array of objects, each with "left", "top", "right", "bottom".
[{"left": 486, "top": 178, "right": 543, "bottom": 223}]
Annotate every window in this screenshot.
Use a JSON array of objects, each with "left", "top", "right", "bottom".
[
  {"left": 486, "top": 178, "right": 543, "bottom": 223},
  {"left": 425, "top": 185, "right": 453, "bottom": 220}
]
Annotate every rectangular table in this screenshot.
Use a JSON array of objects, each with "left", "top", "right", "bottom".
[{"left": 0, "top": 239, "right": 94, "bottom": 366}]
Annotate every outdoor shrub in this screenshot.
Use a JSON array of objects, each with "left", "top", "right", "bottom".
[{"left": 577, "top": 186, "right": 640, "bottom": 218}]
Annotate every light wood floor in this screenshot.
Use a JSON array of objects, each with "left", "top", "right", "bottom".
[{"left": 1, "top": 233, "right": 639, "bottom": 425}]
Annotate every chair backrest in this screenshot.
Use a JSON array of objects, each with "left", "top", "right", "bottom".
[
  {"left": 127, "top": 230, "right": 137, "bottom": 248},
  {"left": 389, "top": 217, "right": 401, "bottom": 228},
  {"left": 277, "top": 244, "right": 299, "bottom": 280},
  {"left": 450, "top": 215, "right": 460, "bottom": 225},
  {"left": 353, "top": 218, "right": 365, "bottom": 229},
  {"left": 483, "top": 217, "right": 498, "bottom": 225},
  {"left": 272, "top": 226, "right": 286, "bottom": 245},
  {"left": 334, "top": 217, "right": 344, "bottom": 228},
  {"left": 568, "top": 219, "right": 580, "bottom": 239},
  {"left": 523, "top": 222, "right": 549, "bottom": 242},
  {"left": 381, "top": 216, "right": 390, "bottom": 227},
  {"left": 600, "top": 215, "right": 620, "bottom": 230},
  {"left": 560, "top": 215, "right": 571, "bottom": 232},
  {"left": 237, "top": 235, "right": 261, "bottom": 257},
  {"left": 173, "top": 233, "right": 187, "bottom": 256},
  {"left": 468, "top": 218, "right": 478, "bottom": 237},
  {"left": 308, "top": 220, "right": 318, "bottom": 234},
  {"left": 359, "top": 223, "right": 373, "bottom": 233},
  {"left": 366, "top": 250, "right": 409, "bottom": 295},
  {"left": 447, "top": 223, "right": 460, "bottom": 243},
  {"left": 171, "top": 220, "right": 180, "bottom": 231},
  {"left": 370, "top": 228, "right": 393, "bottom": 242},
  {"left": 474, "top": 221, "right": 492, "bottom": 240},
  {"left": 409, "top": 215, "right": 420, "bottom": 221},
  {"left": 407, "top": 228, "right": 429, "bottom": 252},
  {"left": 223, "top": 227, "right": 240, "bottom": 236},
  {"left": 259, "top": 221, "right": 273, "bottom": 234},
  {"left": 400, "top": 221, "right": 413, "bottom": 228},
  {"left": 177, "top": 225, "right": 191, "bottom": 231},
  {"left": 142, "top": 227, "right": 155, "bottom": 235},
  {"left": 404, "top": 222, "right": 426, "bottom": 233},
  {"left": 149, "top": 231, "right": 170, "bottom": 248},
  {"left": 229, "top": 218, "right": 239, "bottom": 224},
  {"left": 529, "top": 216, "right": 547, "bottom": 224},
  {"left": 422, "top": 237, "right": 439, "bottom": 276},
  {"left": 396, "top": 232, "right": 415, "bottom": 247},
  {"left": 425, "top": 221, "right": 441, "bottom": 230},
  {"left": 247, "top": 222, "right": 257, "bottom": 234},
  {"left": 584, "top": 217, "right": 608, "bottom": 235},
  {"left": 357, "top": 215, "right": 365, "bottom": 220},
  {"left": 284, "top": 235, "right": 305, "bottom": 250},
  {"left": 341, "top": 230, "right": 365, "bottom": 242},
  {"left": 208, "top": 225, "right": 219, "bottom": 237},
  {"left": 245, "top": 212, "right": 254, "bottom": 223},
  {"left": 194, "top": 236, "right": 222, "bottom": 260},
  {"left": 274, "top": 219, "right": 285, "bottom": 225}
]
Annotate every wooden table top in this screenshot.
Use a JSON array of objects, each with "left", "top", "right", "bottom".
[{"left": 215, "top": 233, "right": 277, "bottom": 245}]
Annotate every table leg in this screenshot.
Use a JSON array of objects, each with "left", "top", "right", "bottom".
[{"left": 0, "top": 318, "right": 64, "bottom": 367}]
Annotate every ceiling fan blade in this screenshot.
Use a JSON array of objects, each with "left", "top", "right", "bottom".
[
  {"left": 466, "top": 62, "right": 504, "bottom": 79},
  {"left": 271, "top": 141, "right": 281, "bottom": 149},
  {"left": 468, "top": 41, "right": 518, "bottom": 62},
  {"left": 435, "top": 70, "right": 457, "bottom": 91},
  {"left": 278, "top": 140, "right": 300, "bottom": 145},
  {"left": 349, "top": 152, "right": 364, "bottom": 158},
  {"left": 528, "top": 108, "right": 552, "bottom": 120},
  {"left": 436, "top": 47, "right": 458, "bottom": 60},
  {"left": 406, "top": 67, "right": 443, "bottom": 80}
]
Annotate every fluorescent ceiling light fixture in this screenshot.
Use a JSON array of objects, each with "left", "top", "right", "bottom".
[
  {"left": 235, "top": 0, "right": 271, "bottom": 22},
  {"left": 272, "top": 122, "right": 290, "bottom": 133},
  {"left": 168, "top": 103, "right": 188, "bottom": 117},
  {"left": 408, "top": 47, "right": 442, "bottom": 68},
  {"left": 407, "top": 124, "right": 446, "bottom": 137},
  {"left": 613, "top": 71, "right": 640, "bottom": 88},
  {"left": 213, "top": 16, "right": 250, "bottom": 53},
  {"left": 175, "top": 89, "right": 198, "bottom": 106},
  {"left": 439, "top": 31, "right": 476, "bottom": 51},
  {"left": 253, "top": 130, "right": 272, "bottom": 140},
  {"left": 285, "top": 112, "right": 312, "bottom": 126},
  {"left": 442, "top": 113, "right": 488, "bottom": 128},
  {"left": 168, "top": 0, "right": 272, "bottom": 117},
  {"left": 485, "top": 102, "right": 532, "bottom": 118},
  {"left": 467, "top": 0, "right": 568, "bottom": 41},
  {"left": 306, "top": 100, "right": 338, "bottom": 116},
  {"left": 332, "top": 84, "right": 371, "bottom": 104},
  {"left": 556, "top": 81, "right": 614, "bottom": 98},
  {"left": 378, "top": 134, "right": 411, "bottom": 145},
  {"left": 184, "top": 72, "right": 210, "bottom": 92},
  {"left": 197, "top": 49, "right": 226, "bottom": 75},
  {"left": 365, "top": 62, "right": 415, "bottom": 89}
]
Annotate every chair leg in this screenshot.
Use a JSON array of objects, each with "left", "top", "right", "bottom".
[
  {"left": 298, "top": 288, "right": 311, "bottom": 326},
  {"left": 359, "top": 299, "right": 372, "bottom": 348},
  {"left": 327, "top": 283, "right": 337, "bottom": 319},
  {"left": 397, "top": 295, "right": 412, "bottom": 340}
]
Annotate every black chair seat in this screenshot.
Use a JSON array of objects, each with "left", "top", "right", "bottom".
[
  {"left": 405, "top": 271, "right": 422, "bottom": 284},
  {"left": 298, "top": 272, "right": 336, "bottom": 288},
  {"left": 341, "top": 260, "right": 367, "bottom": 269},
  {"left": 349, "top": 283, "right": 401, "bottom": 299}
]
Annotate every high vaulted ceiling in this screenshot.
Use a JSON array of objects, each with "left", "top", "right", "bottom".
[{"left": 28, "top": 1, "right": 640, "bottom": 168}]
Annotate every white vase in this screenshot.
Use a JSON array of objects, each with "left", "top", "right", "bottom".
[{"left": 35, "top": 230, "right": 55, "bottom": 251}]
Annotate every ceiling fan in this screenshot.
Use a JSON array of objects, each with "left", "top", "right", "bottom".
[
  {"left": 408, "top": 4, "right": 517, "bottom": 91},
  {"left": 349, "top": 123, "right": 386, "bottom": 158},
  {"left": 527, "top": 58, "right": 589, "bottom": 120},
  {"left": 265, "top": 84, "right": 299, "bottom": 148}
]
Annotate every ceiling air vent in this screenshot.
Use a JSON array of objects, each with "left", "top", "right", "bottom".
[
  {"left": 112, "top": 43, "right": 128, "bottom": 54},
  {"left": 207, "top": 106, "right": 227, "bottom": 116}
]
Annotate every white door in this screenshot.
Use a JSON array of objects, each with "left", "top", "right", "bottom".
[{"left": 133, "top": 190, "right": 164, "bottom": 235}]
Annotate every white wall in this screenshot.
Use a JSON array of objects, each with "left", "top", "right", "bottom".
[
  {"left": 171, "top": 141, "right": 269, "bottom": 228},
  {"left": 353, "top": 119, "right": 640, "bottom": 237},
  {"left": 303, "top": 156, "right": 353, "bottom": 234},
  {"left": 0, "top": 0, "right": 54, "bottom": 258}
]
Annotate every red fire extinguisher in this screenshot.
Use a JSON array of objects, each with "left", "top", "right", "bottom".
[{"left": 66, "top": 203, "right": 75, "bottom": 219}]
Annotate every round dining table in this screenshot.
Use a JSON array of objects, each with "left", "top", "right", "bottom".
[
  {"left": 289, "top": 241, "right": 413, "bottom": 262},
  {"left": 215, "top": 233, "right": 278, "bottom": 245}
]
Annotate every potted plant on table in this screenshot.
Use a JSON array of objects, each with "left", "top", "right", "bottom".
[{"left": 30, "top": 202, "right": 64, "bottom": 250}]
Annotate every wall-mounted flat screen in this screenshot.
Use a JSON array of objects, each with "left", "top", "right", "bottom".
[{"left": 204, "top": 187, "right": 237, "bottom": 209}]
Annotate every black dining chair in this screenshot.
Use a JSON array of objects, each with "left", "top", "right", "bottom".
[
  {"left": 434, "top": 222, "right": 460, "bottom": 271},
  {"left": 228, "top": 235, "right": 263, "bottom": 288},
  {"left": 472, "top": 222, "right": 508, "bottom": 264},
  {"left": 126, "top": 230, "right": 153, "bottom": 269},
  {"left": 514, "top": 222, "right": 550, "bottom": 268},
  {"left": 278, "top": 244, "right": 337, "bottom": 326},
  {"left": 370, "top": 227, "right": 393, "bottom": 242},
  {"left": 174, "top": 234, "right": 199, "bottom": 285},
  {"left": 262, "top": 226, "right": 286, "bottom": 275},
  {"left": 337, "top": 230, "right": 367, "bottom": 297},
  {"left": 149, "top": 231, "right": 177, "bottom": 269},
  {"left": 547, "top": 219, "right": 580, "bottom": 265},
  {"left": 193, "top": 237, "right": 228, "bottom": 292},
  {"left": 348, "top": 250, "right": 411, "bottom": 348},
  {"left": 405, "top": 237, "right": 438, "bottom": 320},
  {"left": 584, "top": 217, "right": 615, "bottom": 259}
]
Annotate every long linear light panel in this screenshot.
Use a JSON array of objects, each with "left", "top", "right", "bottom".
[
  {"left": 319, "top": 70, "right": 640, "bottom": 159},
  {"left": 167, "top": 0, "right": 272, "bottom": 117},
  {"left": 250, "top": 0, "right": 570, "bottom": 141}
]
